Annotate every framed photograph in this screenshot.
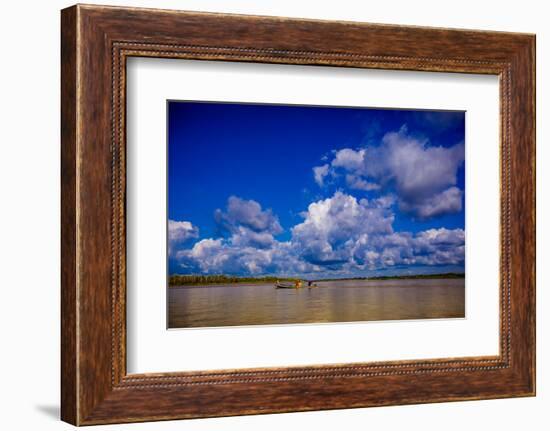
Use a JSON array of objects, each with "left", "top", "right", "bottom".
[
  {"left": 165, "top": 102, "right": 467, "bottom": 329},
  {"left": 61, "top": 4, "right": 535, "bottom": 425}
]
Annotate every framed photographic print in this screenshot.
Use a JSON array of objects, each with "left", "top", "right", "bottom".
[
  {"left": 166, "top": 102, "right": 466, "bottom": 329},
  {"left": 61, "top": 4, "right": 535, "bottom": 425}
]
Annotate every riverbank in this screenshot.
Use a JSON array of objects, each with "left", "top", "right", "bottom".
[
  {"left": 168, "top": 273, "right": 465, "bottom": 287},
  {"left": 324, "top": 272, "right": 465, "bottom": 281},
  {"left": 168, "top": 275, "right": 299, "bottom": 287}
]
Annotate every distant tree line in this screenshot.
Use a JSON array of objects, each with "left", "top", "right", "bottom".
[
  {"left": 319, "top": 272, "right": 465, "bottom": 282},
  {"left": 168, "top": 274, "right": 299, "bottom": 286},
  {"left": 365, "top": 272, "right": 465, "bottom": 280},
  {"left": 168, "top": 272, "right": 464, "bottom": 286}
]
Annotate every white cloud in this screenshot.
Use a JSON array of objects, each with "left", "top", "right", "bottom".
[
  {"left": 291, "top": 192, "right": 394, "bottom": 266},
  {"left": 313, "top": 164, "right": 330, "bottom": 186},
  {"left": 171, "top": 193, "right": 465, "bottom": 276},
  {"left": 213, "top": 196, "right": 283, "bottom": 250},
  {"left": 368, "top": 127, "right": 464, "bottom": 218},
  {"left": 175, "top": 238, "right": 318, "bottom": 276},
  {"left": 230, "top": 226, "right": 276, "bottom": 249},
  {"left": 345, "top": 174, "right": 380, "bottom": 191},
  {"left": 168, "top": 220, "right": 199, "bottom": 257},
  {"left": 373, "top": 194, "right": 396, "bottom": 209},
  {"left": 313, "top": 126, "right": 465, "bottom": 219},
  {"left": 172, "top": 198, "right": 291, "bottom": 274},
  {"left": 353, "top": 227, "right": 465, "bottom": 269},
  {"left": 168, "top": 220, "right": 199, "bottom": 243},
  {"left": 332, "top": 148, "right": 366, "bottom": 171},
  {"left": 399, "top": 186, "right": 462, "bottom": 219},
  {"left": 214, "top": 196, "right": 282, "bottom": 235},
  {"left": 290, "top": 192, "right": 464, "bottom": 270},
  {"left": 414, "top": 227, "right": 465, "bottom": 248}
]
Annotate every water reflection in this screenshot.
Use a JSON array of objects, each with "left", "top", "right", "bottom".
[{"left": 168, "top": 278, "right": 465, "bottom": 328}]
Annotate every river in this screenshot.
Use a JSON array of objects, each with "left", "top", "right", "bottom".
[{"left": 168, "top": 278, "right": 465, "bottom": 329}]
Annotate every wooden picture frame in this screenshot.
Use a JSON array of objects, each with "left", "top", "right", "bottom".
[{"left": 61, "top": 4, "right": 535, "bottom": 425}]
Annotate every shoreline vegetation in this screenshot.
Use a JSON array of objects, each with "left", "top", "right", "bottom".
[{"left": 168, "top": 272, "right": 465, "bottom": 287}]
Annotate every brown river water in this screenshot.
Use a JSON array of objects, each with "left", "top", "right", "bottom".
[{"left": 168, "top": 278, "right": 465, "bottom": 329}]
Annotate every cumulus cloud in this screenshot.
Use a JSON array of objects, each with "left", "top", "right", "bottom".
[
  {"left": 345, "top": 174, "right": 380, "bottom": 191},
  {"left": 332, "top": 148, "right": 366, "bottom": 171},
  {"left": 290, "top": 192, "right": 464, "bottom": 270},
  {"left": 229, "top": 226, "right": 277, "bottom": 249},
  {"left": 412, "top": 227, "right": 465, "bottom": 266},
  {"left": 214, "top": 196, "right": 282, "bottom": 235},
  {"left": 168, "top": 220, "right": 199, "bottom": 257},
  {"left": 175, "top": 237, "right": 318, "bottom": 276},
  {"left": 171, "top": 193, "right": 465, "bottom": 276},
  {"left": 352, "top": 227, "right": 465, "bottom": 269},
  {"left": 173, "top": 197, "right": 294, "bottom": 274},
  {"left": 313, "top": 164, "right": 330, "bottom": 186},
  {"left": 291, "top": 192, "right": 394, "bottom": 266},
  {"left": 415, "top": 227, "right": 465, "bottom": 245},
  {"left": 367, "top": 127, "right": 464, "bottom": 218},
  {"left": 168, "top": 220, "right": 199, "bottom": 243},
  {"left": 399, "top": 186, "right": 462, "bottom": 219},
  {"left": 212, "top": 196, "right": 283, "bottom": 250},
  {"left": 313, "top": 126, "right": 465, "bottom": 219}
]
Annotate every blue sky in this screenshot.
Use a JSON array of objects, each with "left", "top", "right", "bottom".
[{"left": 168, "top": 101, "right": 465, "bottom": 278}]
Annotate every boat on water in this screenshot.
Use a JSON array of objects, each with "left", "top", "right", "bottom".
[
  {"left": 274, "top": 280, "right": 322, "bottom": 289},
  {"left": 275, "top": 280, "right": 302, "bottom": 289}
]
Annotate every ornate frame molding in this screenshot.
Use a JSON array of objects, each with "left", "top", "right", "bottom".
[{"left": 61, "top": 5, "right": 535, "bottom": 425}]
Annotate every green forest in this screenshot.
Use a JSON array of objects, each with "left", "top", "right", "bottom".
[{"left": 168, "top": 272, "right": 464, "bottom": 286}]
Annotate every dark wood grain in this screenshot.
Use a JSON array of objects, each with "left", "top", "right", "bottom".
[
  {"left": 61, "top": 4, "right": 535, "bottom": 425},
  {"left": 60, "top": 6, "right": 77, "bottom": 425}
]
